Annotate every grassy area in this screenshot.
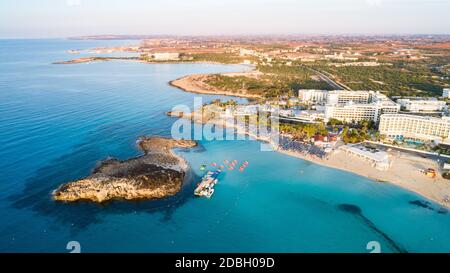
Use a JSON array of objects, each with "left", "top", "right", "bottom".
[
  {"left": 205, "top": 64, "right": 334, "bottom": 98},
  {"left": 280, "top": 123, "right": 328, "bottom": 140},
  {"left": 205, "top": 74, "right": 278, "bottom": 96},
  {"left": 189, "top": 53, "right": 250, "bottom": 64},
  {"left": 311, "top": 60, "right": 449, "bottom": 97},
  {"left": 139, "top": 52, "right": 250, "bottom": 64}
]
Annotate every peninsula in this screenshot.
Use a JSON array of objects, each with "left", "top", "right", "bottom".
[
  {"left": 52, "top": 136, "right": 197, "bottom": 203},
  {"left": 169, "top": 71, "right": 263, "bottom": 99}
]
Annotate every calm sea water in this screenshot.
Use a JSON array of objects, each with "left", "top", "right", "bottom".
[{"left": 1, "top": 39, "right": 450, "bottom": 253}]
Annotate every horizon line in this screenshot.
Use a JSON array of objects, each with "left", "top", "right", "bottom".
[{"left": 1, "top": 33, "right": 450, "bottom": 40}]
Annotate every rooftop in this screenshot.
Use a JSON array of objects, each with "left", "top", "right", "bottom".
[{"left": 341, "top": 144, "right": 389, "bottom": 163}]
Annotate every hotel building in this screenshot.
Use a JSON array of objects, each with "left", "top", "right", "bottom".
[
  {"left": 396, "top": 99, "right": 446, "bottom": 113},
  {"left": 379, "top": 114, "right": 450, "bottom": 143},
  {"left": 149, "top": 52, "right": 180, "bottom": 61},
  {"left": 326, "top": 90, "right": 372, "bottom": 105},
  {"left": 443, "top": 88, "right": 450, "bottom": 98},
  {"left": 298, "top": 90, "right": 372, "bottom": 105},
  {"left": 324, "top": 91, "right": 400, "bottom": 123},
  {"left": 298, "top": 89, "right": 329, "bottom": 104},
  {"left": 298, "top": 90, "right": 400, "bottom": 123}
]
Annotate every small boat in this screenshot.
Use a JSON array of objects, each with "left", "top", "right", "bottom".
[
  {"left": 194, "top": 170, "right": 221, "bottom": 198},
  {"left": 200, "top": 165, "right": 206, "bottom": 171},
  {"left": 212, "top": 162, "right": 217, "bottom": 167},
  {"left": 204, "top": 188, "right": 214, "bottom": 198},
  {"left": 220, "top": 165, "right": 225, "bottom": 169}
]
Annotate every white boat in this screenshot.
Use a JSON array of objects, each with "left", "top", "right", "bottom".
[
  {"left": 205, "top": 188, "right": 214, "bottom": 198},
  {"left": 194, "top": 170, "right": 221, "bottom": 198}
]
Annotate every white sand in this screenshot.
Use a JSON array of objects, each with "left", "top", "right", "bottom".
[{"left": 278, "top": 147, "right": 450, "bottom": 209}]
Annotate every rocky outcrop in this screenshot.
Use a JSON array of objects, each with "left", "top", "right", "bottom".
[{"left": 52, "top": 137, "right": 197, "bottom": 203}]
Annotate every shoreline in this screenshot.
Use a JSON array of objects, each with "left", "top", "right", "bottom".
[
  {"left": 52, "top": 137, "right": 197, "bottom": 203},
  {"left": 170, "top": 110, "right": 450, "bottom": 209},
  {"left": 275, "top": 142, "right": 450, "bottom": 210},
  {"left": 54, "top": 56, "right": 254, "bottom": 67},
  {"left": 169, "top": 73, "right": 263, "bottom": 99},
  {"left": 165, "top": 67, "right": 450, "bottom": 210}
]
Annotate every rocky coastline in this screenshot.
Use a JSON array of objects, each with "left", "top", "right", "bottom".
[{"left": 52, "top": 136, "right": 197, "bottom": 203}]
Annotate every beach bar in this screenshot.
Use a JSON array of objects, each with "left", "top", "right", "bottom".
[{"left": 340, "top": 144, "right": 391, "bottom": 171}]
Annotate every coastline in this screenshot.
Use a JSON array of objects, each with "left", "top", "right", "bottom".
[
  {"left": 53, "top": 57, "right": 145, "bottom": 65},
  {"left": 54, "top": 56, "right": 255, "bottom": 66},
  {"left": 52, "top": 136, "right": 197, "bottom": 203},
  {"left": 169, "top": 73, "right": 263, "bottom": 99},
  {"left": 169, "top": 109, "right": 450, "bottom": 209},
  {"left": 275, "top": 144, "right": 450, "bottom": 210},
  {"left": 164, "top": 64, "right": 450, "bottom": 209}
]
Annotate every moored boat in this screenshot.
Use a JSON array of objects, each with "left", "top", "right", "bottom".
[{"left": 194, "top": 170, "right": 221, "bottom": 198}]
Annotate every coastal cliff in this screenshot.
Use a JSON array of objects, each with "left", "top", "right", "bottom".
[{"left": 52, "top": 137, "right": 197, "bottom": 203}]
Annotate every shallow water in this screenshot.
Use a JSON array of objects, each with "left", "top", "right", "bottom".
[{"left": 0, "top": 39, "right": 449, "bottom": 253}]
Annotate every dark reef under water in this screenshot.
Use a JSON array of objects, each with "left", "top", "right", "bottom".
[
  {"left": 338, "top": 204, "right": 408, "bottom": 253},
  {"left": 409, "top": 200, "right": 448, "bottom": 215}
]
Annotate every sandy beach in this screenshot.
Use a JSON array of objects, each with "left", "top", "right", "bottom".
[
  {"left": 169, "top": 73, "right": 263, "bottom": 99},
  {"left": 277, "top": 146, "right": 450, "bottom": 209}
]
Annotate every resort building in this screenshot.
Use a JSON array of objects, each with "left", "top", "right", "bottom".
[
  {"left": 149, "top": 52, "right": 180, "bottom": 61},
  {"left": 298, "top": 90, "right": 400, "bottom": 123},
  {"left": 326, "top": 90, "right": 372, "bottom": 105},
  {"left": 443, "top": 88, "right": 450, "bottom": 98},
  {"left": 298, "top": 89, "right": 372, "bottom": 105},
  {"left": 324, "top": 92, "right": 400, "bottom": 123},
  {"left": 298, "top": 89, "right": 329, "bottom": 104},
  {"left": 340, "top": 144, "right": 391, "bottom": 171},
  {"left": 278, "top": 109, "right": 325, "bottom": 124},
  {"left": 396, "top": 99, "right": 446, "bottom": 113},
  {"left": 379, "top": 114, "right": 450, "bottom": 143}
]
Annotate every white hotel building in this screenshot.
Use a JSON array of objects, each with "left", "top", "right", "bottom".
[
  {"left": 379, "top": 114, "right": 450, "bottom": 143},
  {"left": 443, "top": 88, "right": 450, "bottom": 98},
  {"left": 298, "top": 90, "right": 400, "bottom": 123},
  {"left": 298, "top": 89, "right": 329, "bottom": 104},
  {"left": 396, "top": 99, "right": 446, "bottom": 113},
  {"left": 298, "top": 90, "right": 372, "bottom": 105}
]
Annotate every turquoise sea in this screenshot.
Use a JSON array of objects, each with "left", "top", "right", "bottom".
[{"left": 1, "top": 39, "right": 450, "bottom": 253}]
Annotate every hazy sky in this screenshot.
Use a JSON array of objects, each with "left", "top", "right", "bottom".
[{"left": 0, "top": 0, "right": 449, "bottom": 38}]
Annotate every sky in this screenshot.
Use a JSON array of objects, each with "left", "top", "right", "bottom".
[{"left": 0, "top": 0, "right": 449, "bottom": 38}]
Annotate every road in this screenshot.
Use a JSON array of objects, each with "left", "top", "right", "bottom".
[{"left": 303, "top": 65, "right": 352, "bottom": 90}]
